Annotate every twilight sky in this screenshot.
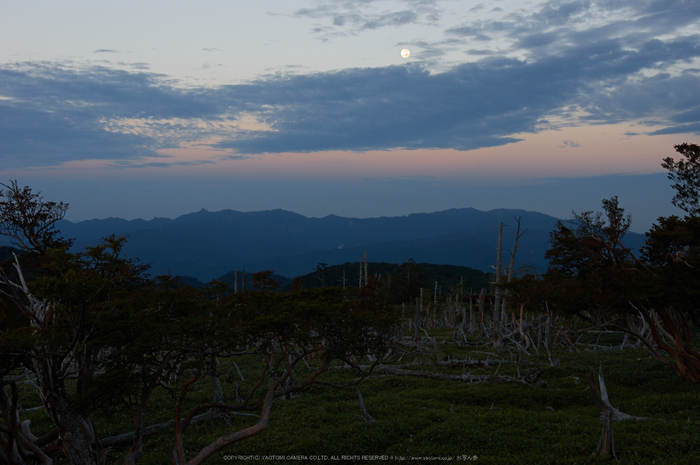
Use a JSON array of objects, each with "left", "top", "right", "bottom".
[{"left": 1, "top": 0, "right": 699, "bottom": 232}]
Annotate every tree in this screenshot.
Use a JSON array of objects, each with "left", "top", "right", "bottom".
[
  {"left": 0, "top": 181, "right": 117, "bottom": 463},
  {"left": 250, "top": 269, "right": 282, "bottom": 291},
  {"left": 387, "top": 259, "right": 427, "bottom": 304},
  {"left": 662, "top": 143, "right": 700, "bottom": 215},
  {"left": 315, "top": 262, "right": 329, "bottom": 287},
  {"left": 1, "top": 234, "right": 149, "bottom": 463},
  {"left": 636, "top": 144, "right": 700, "bottom": 381},
  {"left": 547, "top": 196, "right": 632, "bottom": 276},
  {"left": 544, "top": 196, "right": 637, "bottom": 321},
  {"left": 542, "top": 144, "right": 700, "bottom": 382},
  {"left": 0, "top": 180, "right": 71, "bottom": 253},
  {"left": 637, "top": 215, "right": 700, "bottom": 382},
  {"left": 169, "top": 284, "right": 398, "bottom": 464},
  {"left": 1, "top": 183, "right": 401, "bottom": 463}
]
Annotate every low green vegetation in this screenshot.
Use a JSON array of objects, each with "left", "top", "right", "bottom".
[
  {"left": 74, "top": 331, "right": 700, "bottom": 464},
  {"left": 7, "top": 326, "right": 699, "bottom": 464}
]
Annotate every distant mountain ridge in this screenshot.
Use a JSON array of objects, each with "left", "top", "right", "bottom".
[{"left": 3, "top": 208, "right": 645, "bottom": 281}]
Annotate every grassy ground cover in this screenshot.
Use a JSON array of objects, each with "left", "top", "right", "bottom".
[
  {"left": 84, "top": 331, "right": 699, "bottom": 464},
  {"left": 8, "top": 330, "right": 699, "bottom": 464}
]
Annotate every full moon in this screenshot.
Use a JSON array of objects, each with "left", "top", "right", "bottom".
[{"left": 400, "top": 49, "right": 410, "bottom": 58}]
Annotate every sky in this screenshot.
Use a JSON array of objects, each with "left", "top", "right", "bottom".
[{"left": 1, "top": 0, "right": 699, "bottom": 233}]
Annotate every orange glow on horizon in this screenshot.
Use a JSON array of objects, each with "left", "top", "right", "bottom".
[{"left": 9, "top": 122, "right": 692, "bottom": 184}]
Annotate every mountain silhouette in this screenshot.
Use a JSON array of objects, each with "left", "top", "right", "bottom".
[{"left": 25, "top": 207, "right": 646, "bottom": 281}]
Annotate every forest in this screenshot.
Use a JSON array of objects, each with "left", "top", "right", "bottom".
[{"left": 1, "top": 143, "right": 699, "bottom": 464}]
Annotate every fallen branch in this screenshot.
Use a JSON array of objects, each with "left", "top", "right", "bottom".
[
  {"left": 374, "top": 364, "right": 545, "bottom": 386},
  {"left": 100, "top": 407, "right": 256, "bottom": 448},
  {"left": 436, "top": 357, "right": 536, "bottom": 368}
]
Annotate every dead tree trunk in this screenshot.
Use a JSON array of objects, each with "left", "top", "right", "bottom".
[
  {"left": 359, "top": 259, "right": 363, "bottom": 288},
  {"left": 588, "top": 364, "right": 647, "bottom": 459},
  {"left": 413, "top": 297, "right": 420, "bottom": 340},
  {"left": 420, "top": 287, "right": 424, "bottom": 322},
  {"left": 468, "top": 290, "right": 475, "bottom": 334},
  {"left": 478, "top": 289, "right": 486, "bottom": 336},
  {"left": 501, "top": 217, "right": 525, "bottom": 324},
  {"left": 356, "top": 388, "right": 375, "bottom": 423},
  {"left": 363, "top": 251, "right": 368, "bottom": 287},
  {"left": 492, "top": 223, "right": 504, "bottom": 347},
  {"left": 35, "top": 364, "right": 103, "bottom": 464}
]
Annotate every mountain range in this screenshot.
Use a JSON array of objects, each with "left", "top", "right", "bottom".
[{"left": 3, "top": 208, "right": 646, "bottom": 282}]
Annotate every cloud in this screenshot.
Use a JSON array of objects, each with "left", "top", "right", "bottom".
[
  {"left": 648, "top": 122, "right": 700, "bottom": 136},
  {"left": 124, "top": 62, "right": 151, "bottom": 71},
  {"left": 294, "top": 0, "right": 438, "bottom": 38},
  {"left": 199, "top": 63, "right": 224, "bottom": 70},
  {"left": 361, "top": 10, "right": 417, "bottom": 29},
  {"left": 0, "top": 93, "right": 157, "bottom": 168},
  {"left": 559, "top": 140, "right": 581, "bottom": 148},
  {"left": 405, "top": 38, "right": 465, "bottom": 60},
  {"left": 0, "top": 63, "right": 224, "bottom": 167},
  {"left": 1, "top": 1, "right": 700, "bottom": 167},
  {"left": 576, "top": 68, "right": 700, "bottom": 128},
  {"left": 213, "top": 33, "right": 700, "bottom": 154},
  {"left": 106, "top": 159, "right": 216, "bottom": 169},
  {"left": 446, "top": 0, "right": 700, "bottom": 60}
]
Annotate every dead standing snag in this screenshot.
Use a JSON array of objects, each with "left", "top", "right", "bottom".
[{"left": 588, "top": 364, "right": 647, "bottom": 459}]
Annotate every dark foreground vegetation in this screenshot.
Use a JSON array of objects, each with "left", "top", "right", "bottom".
[{"left": 1, "top": 143, "right": 699, "bottom": 464}]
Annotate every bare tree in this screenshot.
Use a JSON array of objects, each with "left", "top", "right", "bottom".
[
  {"left": 501, "top": 217, "right": 527, "bottom": 322},
  {"left": 492, "top": 223, "right": 504, "bottom": 347}
]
